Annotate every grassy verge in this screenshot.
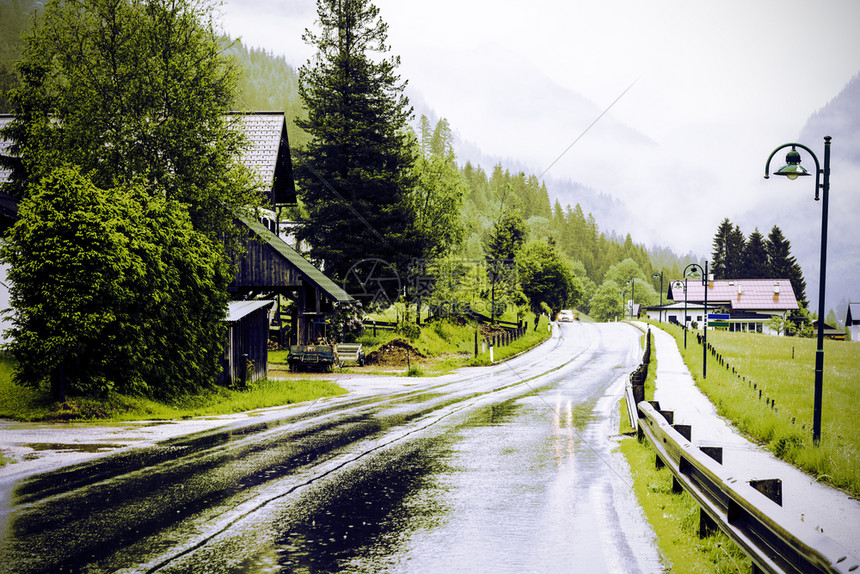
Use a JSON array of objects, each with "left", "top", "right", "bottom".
[
  {"left": 468, "top": 314, "right": 552, "bottom": 366},
  {"left": 617, "top": 326, "right": 751, "bottom": 572},
  {"left": 2, "top": 312, "right": 553, "bottom": 422},
  {"left": 272, "top": 313, "right": 554, "bottom": 375},
  {"left": 654, "top": 322, "right": 860, "bottom": 498},
  {"left": 618, "top": 434, "right": 752, "bottom": 573},
  {"left": 0, "top": 356, "right": 346, "bottom": 423}
]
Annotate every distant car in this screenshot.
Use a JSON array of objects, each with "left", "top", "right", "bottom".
[{"left": 558, "top": 309, "right": 575, "bottom": 322}]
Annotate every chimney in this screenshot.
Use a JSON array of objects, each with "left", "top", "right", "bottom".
[
  {"left": 774, "top": 282, "right": 780, "bottom": 294},
  {"left": 737, "top": 282, "right": 743, "bottom": 295}
]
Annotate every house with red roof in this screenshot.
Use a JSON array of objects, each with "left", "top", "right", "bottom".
[{"left": 667, "top": 279, "right": 799, "bottom": 335}]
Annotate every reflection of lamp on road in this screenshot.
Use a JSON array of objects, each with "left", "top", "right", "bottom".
[
  {"left": 652, "top": 271, "right": 664, "bottom": 322},
  {"left": 764, "top": 137, "right": 831, "bottom": 445},
  {"left": 683, "top": 262, "right": 709, "bottom": 379}
]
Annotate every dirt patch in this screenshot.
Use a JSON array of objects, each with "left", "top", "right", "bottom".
[
  {"left": 478, "top": 324, "right": 510, "bottom": 337},
  {"left": 365, "top": 338, "right": 425, "bottom": 367}
]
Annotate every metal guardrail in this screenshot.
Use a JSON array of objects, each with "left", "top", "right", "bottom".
[
  {"left": 636, "top": 401, "right": 859, "bottom": 574},
  {"left": 624, "top": 327, "right": 650, "bottom": 429}
]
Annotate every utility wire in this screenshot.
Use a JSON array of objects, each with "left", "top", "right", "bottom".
[{"left": 537, "top": 78, "right": 639, "bottom": 181}]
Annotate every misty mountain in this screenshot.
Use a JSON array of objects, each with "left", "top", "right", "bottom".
[
  {"left": 800, "top": 71, "right": 860, "bottom": 163},
  {"left": 739, "top": 69, "right": 860, "bottom": 313}
]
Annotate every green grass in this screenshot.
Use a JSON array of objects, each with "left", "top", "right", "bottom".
[
  {"left": 0, "top": 355, "right": 346, "bottom": 423},
  {"left": 617, "top": 333, "right": 751, "bottom": 573},
  {"left": 656, "top": 323, "right": 860, "bottom": 498},
  {"left": 0, "top": 312, "right": 552, "bottom": 422},
  {"left": 467, "top": 314, "right": 552, "bottom": 366},
  {"left": 618, "top": 433, "right": 752, "bottom": 573}
]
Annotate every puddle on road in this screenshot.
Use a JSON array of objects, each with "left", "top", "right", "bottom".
[
  {"left": 22, "top": 442, "right": 128, "bottom": 454},
  {"left": 234, "top": 436, "right": 453, "bottom": 573}
]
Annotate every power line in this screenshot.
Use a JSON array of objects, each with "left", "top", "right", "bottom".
[{"left": 538, "top": 78, "right": 639, "bottom": 182}]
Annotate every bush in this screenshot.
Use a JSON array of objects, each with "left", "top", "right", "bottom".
[{"left": 1, "top": 167, "right": 229, "bottom": 399}]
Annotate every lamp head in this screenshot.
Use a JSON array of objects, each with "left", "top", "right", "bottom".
[{"left": 774, "top": 148, "right": 810, "bottom": 180}]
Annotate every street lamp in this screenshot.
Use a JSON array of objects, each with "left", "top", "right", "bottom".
[
  {"left": 626, "top": 279, "right": 635, "bottom": 319},
  {"left": 653, "top": 272, "right": 664, "bottom": 322},
  {"left": 683, "top": 262, "right": 709, "bottom": 379},
  {"left": 764, "top": 136, "right": 831, "bottom": 445},
  {"left": 672, "top": 279, "right": 687, "bottom": 348}
]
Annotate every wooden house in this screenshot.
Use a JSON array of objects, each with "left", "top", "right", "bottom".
[
  {"left": 230, "top": 213, "right": 352, "bottom": 345},
  {"left": 226, "top": 112, "right": 353, "bottom": 346},
  {"left": 219, "top": 300, "right": 274, "bottom": 387},
  {"left": 0, "top": 110, "right": 351, "bottom": 361},
  {"left": 811, "top": 320, "right": 846, "bottom": 341}
]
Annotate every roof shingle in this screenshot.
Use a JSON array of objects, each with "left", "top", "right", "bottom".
[{"left": 668, "top": 279, "right": 798, "bottom": 311}]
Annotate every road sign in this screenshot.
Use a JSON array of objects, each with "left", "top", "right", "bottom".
[{"left": 708, "top": 313, "right": 730, "bottom": 320}]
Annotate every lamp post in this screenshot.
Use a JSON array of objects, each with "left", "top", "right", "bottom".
[
  {"left": 764, "top": 136, "right": 831, "bottom": 445},
  {"left": 626, "top": 279, "right": 635, "bottom": 319},
  {"left": 683, "top": 262, "right": 709, "bottom": 379},
  {"left": 653, "top": 272, "right": 664, "bottom": 322},
  {"left": 672, "top": 279, "right": 688, "bottom": 348}
]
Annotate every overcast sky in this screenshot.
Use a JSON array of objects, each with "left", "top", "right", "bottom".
[{"left": 220, "top": 0, "right": 860, "bottom": 306}]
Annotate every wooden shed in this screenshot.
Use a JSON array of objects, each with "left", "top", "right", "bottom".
[
  {"left": 218, "top": 300, "right": 274, "bottom": 387},
  {"left": 229, "top": 214, "right": 352, "bottom": 346}
]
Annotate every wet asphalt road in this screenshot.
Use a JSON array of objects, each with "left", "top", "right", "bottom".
[{"left": 0, "top": 322, "right": 663, "bottom": 573}]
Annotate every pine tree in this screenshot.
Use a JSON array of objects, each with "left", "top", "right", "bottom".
[
  {"left": 767, "top": 225, "right": 808, "bottom": 308},
  {"left": 711, "top": 218, "right": 733, "bottom": 279},
  {"left": 712, "top": 219, "right": 747, "bottom": 278},
  {"left": 726, "top": 224, "right": 746, "bottom": 278},
  {"left": 295, "top": 0, "right": 418, "bottom": 280},
  {"left": 743, "top": 228, "right": 769, "bottom": 279}
]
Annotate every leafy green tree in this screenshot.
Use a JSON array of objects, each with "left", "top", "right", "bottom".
[
  {"left": 295, "top": 0, "right": 417, "bottom": 280},
  {"left": 486, "top": 211, "right": 527, "bottom": 262},
  {"left": 410, "top": 151, "right": 466, "bottom": 259},
  {"left": 1, "top": 167, "right": 229, "bottom": 400},
  {"left": 483, "top": 211, "right": 526, "bottom": 319},
  {"left": 603, "top": 258, "right": 658, "bottom": 310},
  {"left": 516, "top": 239, "right": 582, "bottom": 315},
  {"left": 2, "top": 0, "right": 258, "bottom": 242},
  {"left": 590, "top": 280, "right": 623, "bottom": 322}
]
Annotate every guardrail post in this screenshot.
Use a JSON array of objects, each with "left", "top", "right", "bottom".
[
  {"left": 673, "top": 424, "right": 692, "bottom": 441},
  {"left": 699, "top": 446, "right": 723, "bottom": 464},
  {"left": 749, "top": 479, "right": 783, "bottom": 506},
  {"left": 700, "top": 509, "right": 719, "bottom": 538}
]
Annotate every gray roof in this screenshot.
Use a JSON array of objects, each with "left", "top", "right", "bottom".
[
  {"left": 226, "top": 300, "right": 274, "bottom": 323},
  {"left": 229, "top": 112, "right": 297, "bottom": 206},
  {"left": 237, "top": 213, "right": 353, "bottom": 304},
  {"left": 847, "top": 303, "right": 860, "bottom": 325},
  {"left": 0, "top": 112, "right": 298, "bottom": 205}
]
